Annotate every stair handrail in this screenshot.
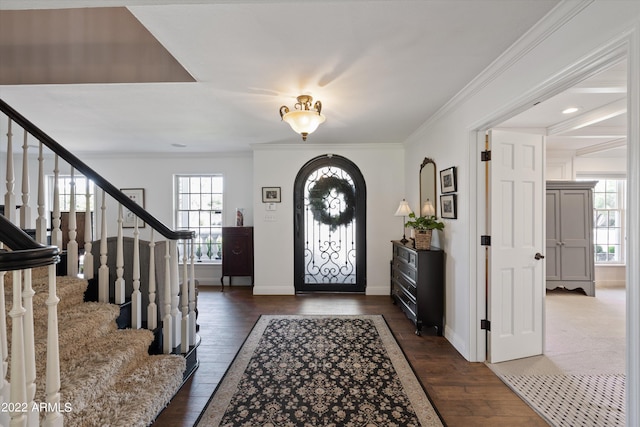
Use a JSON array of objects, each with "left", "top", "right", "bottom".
[
  {"left": 0, "top": 98, "right": 194, "bottom": 241},
  {"left": 0, "top": 215, "right": 59, "bottom": 271}
]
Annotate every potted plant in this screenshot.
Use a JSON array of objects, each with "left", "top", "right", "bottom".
[{"left": 404, "top": 212, "right": 445, "bottom": 250}]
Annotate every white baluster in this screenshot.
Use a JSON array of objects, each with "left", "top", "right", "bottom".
[
  {"left": 170, "top": 240, "right": 181, "bottom": 350},
  {"left": 51, "top": 155, "right": 62, "bottom": 249},
  {"left": 44, "top": 264, "right": 62, "bottom": 427},
  {"left": 189, "top": 238, "right": 197, "bottom": 345},
  {"left": 36, "top": 142, "right": 47, "bottom": 244},
  {"left": 163, "top": 241, "right": 173, "bottom": 354},
  {"left": 67, "top": 168, "right": 78, "bottom": 277},
  {"left": 83, "top": 179, "right": 94, "bottom": 279},
  {"left": 98, "top": 190, "right": 109, "bottom": 303},
  {"left": 0, "top": 255, "right": 9, "bottom": 427},
  {"left": 147, "top": 230, "right": 157, "bottom": 330},
  {"left": 9, "top": 270, "right": 27, "bottom": 427},
  {"left": 114, "top": 204, "right": 125, "bottom": 305},
  {"left": 132, "top": 218, "right": 141, "bottom": 329},
  {"left": 181, "top": 239, "right": 190, "bottom": 353},
  {"left": 21, "top": 269, "right": 37, "bottom": 426},
  {"left": 20, "top": 130, "right": 31, "bottom": 229},
  {"left": 4, "top": 119, "right": 16, "bottom": 224}
]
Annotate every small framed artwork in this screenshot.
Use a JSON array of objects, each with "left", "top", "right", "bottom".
[
  {"left": 262, "top": 187, "right": 281, "bottom": 203},
  {"left": 121, "top": 188, "right": 145, "bottom": 228},
  {"left": 440, "top": 194, "right": 457, "bottom": 219},
  {"left": 440, "top": 167, "right": 457, "bottom": 193}
]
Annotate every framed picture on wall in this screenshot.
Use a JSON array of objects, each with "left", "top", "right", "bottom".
[
  {"left": 440, "top": 194, "right": 457, "bottom": 219},
  {"left": 262, "top": 187, "right": 281, "bottom": 203},
  {"left": 440, "top": 167, "right": 457, "bottom": 193},
  {"left": 121, "top": 188, "right": 145, "bottom": 228}
]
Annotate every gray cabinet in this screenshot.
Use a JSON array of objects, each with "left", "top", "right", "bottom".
[{"left": 546, "top": 181, "right": 597, "bottom": 296}]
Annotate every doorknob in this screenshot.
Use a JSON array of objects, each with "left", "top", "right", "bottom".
[{"left": 535, "top": 252, "right": 545, "bottom": 260}]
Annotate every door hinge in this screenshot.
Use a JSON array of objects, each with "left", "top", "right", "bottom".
[
  {"left": 481, "top": 235, "right": 491, "bottom": 246},
  {"left": 481, "top": 150, "right": 491, "bottom": 161},
  {"left": 481, "top": 319, "right": 491, "bottom": 331}
]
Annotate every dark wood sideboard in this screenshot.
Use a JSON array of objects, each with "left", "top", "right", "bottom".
[
  {"left": 220, "top": 226, "right": 254, "bottom": 290},
  {"left": 391, "top": 241, "right": 444, "bottom": 336}
]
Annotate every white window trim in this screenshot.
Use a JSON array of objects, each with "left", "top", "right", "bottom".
[
  {"left": 577, "top": 173, "right": 627, "bottom": 266},
  {"left": 174, "top": 174, "right": 224, "bottom": 264}
]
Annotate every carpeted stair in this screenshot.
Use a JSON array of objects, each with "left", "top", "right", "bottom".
[{"left": 4, "top": 267, "right": 186, "bottom": 426}]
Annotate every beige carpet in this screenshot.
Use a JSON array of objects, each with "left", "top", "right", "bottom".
[
  {"left": 196, "top": 315, "right": 443, "bottom": 427},
  {"left": 489, "top": 286, "right": 626, "bottom": 426},
  {"left": 4, "top": 273, "right": 186, "bottom": 427}
]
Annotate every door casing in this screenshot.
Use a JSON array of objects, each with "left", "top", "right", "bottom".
[{"left": 293, "top": 154, "right": 367, "bottom": 293}]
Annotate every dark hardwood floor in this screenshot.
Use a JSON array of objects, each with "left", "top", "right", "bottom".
[{"left": 152, "top": 286, "right": 546, "bottom": 427}]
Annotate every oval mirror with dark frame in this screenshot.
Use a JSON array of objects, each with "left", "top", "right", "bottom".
[{"left": 420, "top": 158, "right": 437, "bottom": 218}]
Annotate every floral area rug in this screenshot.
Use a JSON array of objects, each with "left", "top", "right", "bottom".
[{"left": 196, "top": 315, "right": 443, "bottom": 426}]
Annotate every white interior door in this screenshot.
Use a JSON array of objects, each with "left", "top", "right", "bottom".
[{"left": 488, "top": 129, "right": 545, "bottom": 363}]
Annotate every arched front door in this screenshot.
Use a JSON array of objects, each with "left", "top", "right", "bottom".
[{"left": 293, "top": 154, "right": 366, "bottom": 292}]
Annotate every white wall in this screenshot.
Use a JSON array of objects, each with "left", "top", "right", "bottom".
[
  {"left": 1, "top": 150, "right": 253, "bottom": 285},
  {"left": 86, "top": 152, "right": 254, "bottom": 286},
  {"left": 78, "top": 152, "right": 254, "bottom": 229},
  {"left": 547, "top": 150, "right": 627, "bottom": 180},
  {"left": 404, "top": 1, "right": 640, "bottom": 362},
  {"left": 252, "top": 143, "right": 404, "bottom": 295}
]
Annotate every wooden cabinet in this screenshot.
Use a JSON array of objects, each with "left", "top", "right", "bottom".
[
  {"left": 220, "top": 226, "right": 254, "bottom": 289},
  {"left": 546, "top": 181, "right": 597, "bottom": 296},
  {"left": 391, "top": 241, "right": 444, "bottom": 335}
]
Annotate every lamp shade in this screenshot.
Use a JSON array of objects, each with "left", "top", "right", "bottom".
[
  {"left": 282, "top": 110, "right": 326, "bottom": 136},
  {"left": 394, "top": 199, "right": 413, "bottom": 216},
  {"left": 422, "top": 199, "right": 435, "bottom": 216}
]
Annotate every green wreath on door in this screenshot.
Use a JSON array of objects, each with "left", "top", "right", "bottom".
[{"left": 308, "top": 176, "right": 356, "bottom": 231}]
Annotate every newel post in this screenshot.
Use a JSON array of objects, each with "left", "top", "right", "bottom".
[{"left": 0, "top": 249, "right": 9, "bottom": 427}]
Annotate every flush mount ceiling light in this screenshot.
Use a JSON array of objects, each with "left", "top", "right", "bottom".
[
  {"left": 562, "top": 107, "right": 581, "bottom": 114},
  {"left": 279, "top": 95, "right": 325, "bottom": 141}
]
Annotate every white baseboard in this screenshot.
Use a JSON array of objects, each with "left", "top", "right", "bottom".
[
  {"left": 252, "top": 284, "right": 295, "bottom": 295},
  {"left": 596, "top": 280, "right": 626, "bottom": 289},
  {"left": 445, "top": 325, "right": 469, "bottom": 361},
  {"left": 366, "top": 285, "right": 391, "bottom": 296}
]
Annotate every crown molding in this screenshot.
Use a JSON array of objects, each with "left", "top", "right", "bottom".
[
  {"left": 76, "top": 150, "right": 253, "bottom": 160},
  {"left": 575, "top": 137, "right": 627, "bottom": 157},
  {"left": 548, "top": 98, "right": 627, "bottom": 135},
  {"left": 406, "top": 0, "right": 594, "bottom": 142},
  {"left": 250, "top": 142, "right": 403, "bottom": 152}
]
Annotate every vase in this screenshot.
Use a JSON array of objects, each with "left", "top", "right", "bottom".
[{"left": 414, "top": 229, "right": 432, "bottom": 250}]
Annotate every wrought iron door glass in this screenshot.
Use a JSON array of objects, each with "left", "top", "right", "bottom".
[{"left": 303, "top": 166, "right": 357, "bottom": 285}]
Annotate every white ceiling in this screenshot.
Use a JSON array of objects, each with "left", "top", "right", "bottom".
[
  {"left": 500, "top": 60, "right": 627, "bottom": 158},
  {"left": 1, "top": 1, "right": 625, "bottom": 158}
]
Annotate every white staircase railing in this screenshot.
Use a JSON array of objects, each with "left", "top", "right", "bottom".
[
  {"left": 0, "top": 227, "right": 62, "bottom": 427},
  {"left": 1, "top": 99, "right": 198, "bottom": 426}
]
